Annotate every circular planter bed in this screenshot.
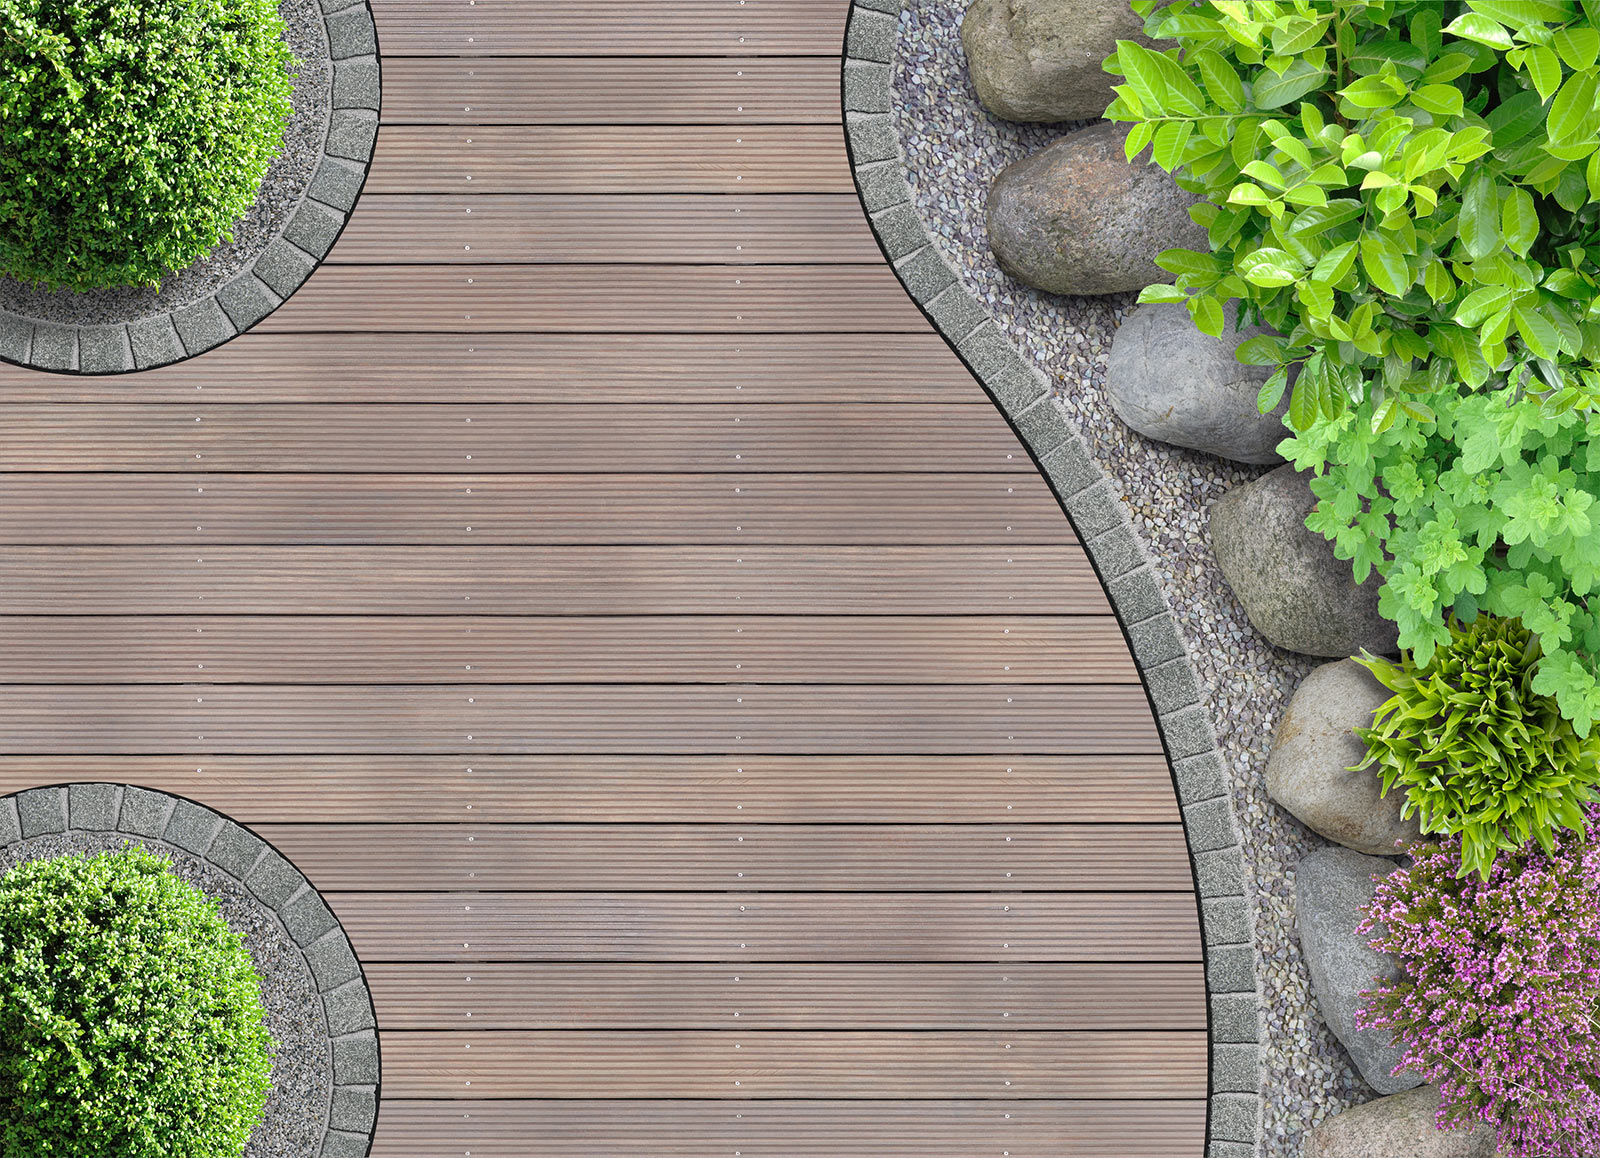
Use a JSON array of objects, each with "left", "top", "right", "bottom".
[
  {"left": 0, "top": 0, "right": 381, "bottom": 376},
  {"left": 0, "top": 783, "right": 378, "bottom": 1157}
]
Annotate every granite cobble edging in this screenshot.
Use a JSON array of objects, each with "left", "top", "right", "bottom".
[
  {"left": 0, "top": 784, "right": 379, "bottom": 1158},
  {"left": 0, "top": 0, "right": 380, "bottom": 376},
  {"left": 842, "top": 4, "right": 1265, "bottom": 1155}
]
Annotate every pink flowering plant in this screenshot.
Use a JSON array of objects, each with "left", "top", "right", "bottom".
[{"left": 1355, "top": 806, "right": 1600, "bottom": 1157}]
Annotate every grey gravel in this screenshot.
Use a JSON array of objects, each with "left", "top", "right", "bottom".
[
  {"left": 893, "top": 4, "right": 1369, "bottom": 1153},
  {"left": 0, "top": 0, "right": 330, "bottom": 325},
  {"left": 0, "top": 831, "right": 332, "bottom": 1158}
]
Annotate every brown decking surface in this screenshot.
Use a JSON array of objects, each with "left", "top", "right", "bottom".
[{"left": 0, "top": 1, "right": 1207, "bottom": 1152}]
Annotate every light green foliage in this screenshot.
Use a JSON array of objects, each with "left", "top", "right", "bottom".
[
  {"left": 0, "top": 0, "right": 295, "bottom": 290},
  {"left": 0, "top": 848, "right": 273, "bottom": 1157},
  {"left": 1108, "top": 0, "right": 1600, "bottom": 725},
  {"left": 1354, "top": 615, "right": 1600, "bottom": 878}
]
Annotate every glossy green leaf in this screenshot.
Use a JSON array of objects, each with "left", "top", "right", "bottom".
[
  {"left": 1524, "top": 44, "right": 1564, "bottom": 102},
  {"left": 1459, "top": 172, "right": 1502, "bottom": 259},
  {"left": 1252, "top": 58, "right": 1327, "bottom": 109},
  {"left": 1549, "top": 69, "right": 1600, "bottom": 144},
  {"left": 1361, "top": 235, "right": 1412, "bottom": 295},
  {"left": 1191, "top": 47, "right": 1246, "bottom": 113},
  {"left": 1501, "top": 186, "right": 1540, "bottom": 256},
  {"left": 1445, "top": 12, "right": 1515, "bottom": 49}
]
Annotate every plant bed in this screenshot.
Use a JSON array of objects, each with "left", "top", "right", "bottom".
[
  {"left": 851, "top": 0, "right": 1600, "bottom": 1153},
  {"left": 0, "top": 784, "right": 378, "bottom": 1157},
  {"left": 0, "top": 0, "right": 380, "bottom": 375}
]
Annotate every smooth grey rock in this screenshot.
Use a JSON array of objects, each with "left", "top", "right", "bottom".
[
  {"left": 1294, "top": 846, "right": 1420, "bottom": 1094},
  {"left": 986, "top": 121, "right": 1208, "bottom": 295},
  {"left": 1268, "top": 660, "right": 1422, "bottom": 856},
  {"left": 1106, "top": 301, "right": 1292, "bottom": 463},
  {"left": 1209, "top": 464, "right": 1399, "bottom": 658},
  {"left": 1305, "top": 1085, "right": 1495, "bottom": 1158},
  {"left": 961, "top": 0, "right": 1158, "bottom": 123}
]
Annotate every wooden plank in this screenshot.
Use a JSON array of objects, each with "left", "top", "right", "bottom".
[
  {"left": 372, "top": 1099, "right": 1207, "bottom": 1157},
  {"left": 0, "top": 475, "right": 1067, "bottom": 546},
  {"left": 0, "top": 548, "right": 1110, "bottom": 614},
  {"left": 366, "top": 126, "right": 855, "bottom": 194},
  {"left": 258, "top": 265, "right": 929, "bottom": 334},
  {"left": 381, "top": 58, "right": 839, "bottom": 125},
  {"left": 0, "top": 333, "right": 975, "bottom": 403},
  {"left": 0, "top": 406, "right": 1029, "bottom": 472},
  {"left": 371, "top": 0, "right": 852, "bottom": 56},
  {"left": 0, "top": 616, "right": 1130, "bottom": 685},
  {"left": 257, "top": 823, "right": 1191, "bottom": 891},
  {"left": 366, "top": 962, "right": 1208, "bottom": 1030},
  {"left": 379, "top": 1030, "right": 1207, "bottom": 1099},
  {"left": 332, "top": 892, "right": 1202, "bottom": 962},
  {"left": 336, "top": 195, "right": 881, "bottom": 264},
  {"left": 0, "top": 685, "right": 1160, "bottom": 754},
  {"left": 0, "top": 755, "right": 1181, "bottom": 823}
]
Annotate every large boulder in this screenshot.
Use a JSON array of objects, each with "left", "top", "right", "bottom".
[
  {"left": 1268, "top": 660, "right": 1422, "bottom": 856},
  {"left": 1208, "top": 464, "right": 1399, "bottom": 658},
  {"left": 1105, "top": 301, "right": 1292, "bottom": 463},
  {"left": 986, "top": 121, "right": 1208, "bottom": 296},
  {"left": 961, "top": 0, "right": 1159, "bottom": 123},
  {"left": 1294, "top": 846, "right": 1421, "bottom": 1095},
  {"left": 1304, "top": 1085, "right": 1495, "bottom": 1158}
]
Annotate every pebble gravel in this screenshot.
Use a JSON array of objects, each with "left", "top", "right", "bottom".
[
  {"left": 892, "top": 5, "right": 1370, "bottom": 1153},
  {"left": 0, "top": 0, "right": 330, "bottom": 325},
  {"left": 0, "top": 831, "right": 332, "bottom": 1158}
]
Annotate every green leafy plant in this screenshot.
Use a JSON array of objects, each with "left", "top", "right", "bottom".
[
  {"left": 1354, "top": 614, "right": 1600, "bottom": 878},
  {"left": 0, "top": 0, "right": 295, "bottom": 290},
  {"left": 1107, "top": 0, "right": 1600, "bottom": 725},
  {"left": 0, "top": 847, "right": 274, "bottom": 1157}
]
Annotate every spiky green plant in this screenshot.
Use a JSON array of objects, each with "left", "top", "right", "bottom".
[{"left": 1355, "top": 613, "right": 1600, "bottom": 878}]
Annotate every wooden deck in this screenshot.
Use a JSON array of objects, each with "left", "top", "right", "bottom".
[{"left": 0, "top": 1, "right": 1207, "bottom": 1152}]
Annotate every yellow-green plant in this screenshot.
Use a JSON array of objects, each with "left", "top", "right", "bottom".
[{"left": 1355, "top": 614, "right": 1600, "bottom": 877}]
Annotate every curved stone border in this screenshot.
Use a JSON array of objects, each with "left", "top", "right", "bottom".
[
  {"left": 0, "top": 0, "right": 381, "bottom": 376},
  {"left": 842, "top": 5, "right": 1264, "bottom": 1155},
  {"left": 0, "top": 783, "right": 379, "bottom": 1157}
]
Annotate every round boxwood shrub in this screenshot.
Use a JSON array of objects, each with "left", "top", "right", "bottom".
[
  {"left": 0, "top": 847, "right": 274, "bottom": 1157},
  {"left": 0, "top": 0, "right": 296, "bottom": 291}
]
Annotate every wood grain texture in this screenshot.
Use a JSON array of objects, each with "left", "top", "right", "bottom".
[
  {"left": 370, "top": 1100, "right": 1207, "bottom": 1156},
  {"left": 366, "top": 126, "right": 855, "bottom": 194},
  {"left": 365, "top": 962, "right": 1207, "bottom": 1030},
  {"left": 0, "top": 547, "right": 1111, "bottom": 614},
  {"left": 378, "top": 1030, "right": 1207, "bottom": 1099},
  {"left": 0, "top": 684, "right": 1161, "bottom": 754},
  {"left": 0, "top": 405, "right": 1030, "bottom": 472},
  {"left": 0, "top": 615, "right": 1132, "bottom": 684},
  {"left": 329, "top": 892, "right": 1203, "bottom": 962},
  {"left": 257, "top": 265, "right": 929, "bottom": 333},
  {"left": 0, "top": 755, "right": 1181, "bottom": 823},
  {"left": 371, "top": 0, "right": 853, "bottom": 56},
  {"left": 381, "top": 58, "right": 840, "bottom": 125},
  {"left": 0, "top": 333, "right": 973, "bottom": 402},
  {"left": 257, "top": 823, "right": 1191, "bottom": 891},
  {"left": 336, "top": 194, "right": 881, "bottom": 264}
]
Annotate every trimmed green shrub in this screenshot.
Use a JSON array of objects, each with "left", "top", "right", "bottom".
[
  {"left": 1355, "top": 613, "right": 1600, "bottom": 878},
  {"left": 0, "top": 0, "right": 296, "bottom": 290},
  {"left": 1106, "top": 0, "right": 1600, "bottom": 728},
  {"left": 0, "top": 847, "right": 273, "bottom": 1157}
]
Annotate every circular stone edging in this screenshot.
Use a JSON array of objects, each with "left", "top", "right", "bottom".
[
  {"left": 0, "top": 0, "right": 381, "bottom": 376},
  {"left": 0, "top": 783, "right": 379, "bottom": 1157},
  {"left": 841, "top": 5, "right": 1265, "bottom": 1156}
]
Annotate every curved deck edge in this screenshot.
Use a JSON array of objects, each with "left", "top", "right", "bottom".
[{"left": 840, "top": 4, "right": 1264, "bottom": 1154}]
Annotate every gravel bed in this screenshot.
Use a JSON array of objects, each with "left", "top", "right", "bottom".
[
  {"left": 0, "top": 831, "right": 332, "bottom": 1158},
  {"left": 0, "top": 0, "right": 330, "bottom": 326},
  {"left": 892, "top": 4, "right": 1367, "bottom": 1153}
]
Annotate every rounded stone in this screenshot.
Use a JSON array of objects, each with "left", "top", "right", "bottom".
[
  {"left": 961, "top": 0, "right": 1159, "bottom": 123},
  {"left": 1208, "top": 464, "right": 1399, "bottom": 658},
  {"left": 1267, "top": 660, "right": 1422, "bottom": 856},
  {"left": 1105, "top": 301, "right": 1292, "bottom": 464},
  {"left": 986, "top": 120, "right": 1209, "bottom": 295},
  {"left": 1294, "top": 845, "right": 1421, "bottom": 1095},
  {"left": 1304, "top": 1085, "right": 1495, "bottom": 1158}
]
